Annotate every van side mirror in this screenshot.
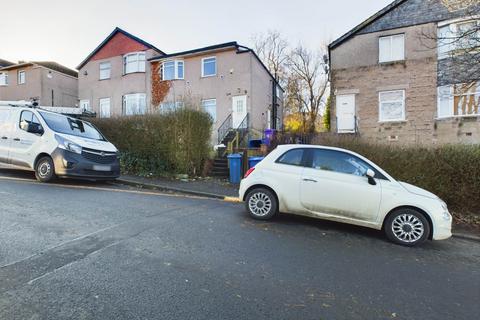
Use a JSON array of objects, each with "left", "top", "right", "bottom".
[{"left": 366, "top": 169, "right": 376, "bottom": 185}]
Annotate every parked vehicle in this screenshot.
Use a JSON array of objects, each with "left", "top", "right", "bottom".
[
  {"left": 239, "top": 145, "right": 452, "bottom": 246},
  {"left": 0, "top": 104, "right": 120, "bottom": 182}
]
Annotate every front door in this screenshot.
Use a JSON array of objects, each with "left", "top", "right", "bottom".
[
  {"left": 300, "top": 148, "right": 382, "bottom": 223},
  {"left": 336, "top": 94, "right": 356, "bottom": 133},
  {"left": 232, "top": 95, "right": 247, "bottom": 129},
  {"left": 0, "top": 108, "right": 13, "bottom": 163},
  {"left": 9, "top": 110, "right": 43, "bottom": 168}
]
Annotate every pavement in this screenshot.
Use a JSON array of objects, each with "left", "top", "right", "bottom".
[{"left": 0, "top": 168, "right": 479, "bottom": 319}]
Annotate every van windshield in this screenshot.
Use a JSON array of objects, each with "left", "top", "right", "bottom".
[{"left": 39, "top": 111, "right": 105, "bottom": 141}]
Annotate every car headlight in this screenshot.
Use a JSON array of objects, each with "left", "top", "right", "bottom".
[
  {"left": 55, "top": 135, "right": 82, "bottom": 154},
  {"left": 440, "top": 201, "right": 451, "bottom": 221}
]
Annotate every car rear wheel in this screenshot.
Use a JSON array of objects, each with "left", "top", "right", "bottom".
[
  {"left": 35, "top": 156, "right": 56, "bottom": 183},
  {"left": 385, "top": 208, "right": 430, "bottom": 246},
  {"left": 245, "top": 188, "right": 278, "bottom": 220}
]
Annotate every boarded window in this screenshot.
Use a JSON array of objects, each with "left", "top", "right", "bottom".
[
  {"left": 438, "top": 82, "right": 480, "bottom": 117},
  {"left": 379, "top": 90, "right": 405, "bottom": 122}
]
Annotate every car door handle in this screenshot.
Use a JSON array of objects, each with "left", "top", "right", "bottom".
[
  {"left": 1, "top": 136, "right": 7, "bottom": 140},
  {"left": 13, "top": 138, "right": 20, "bottom": 141},
  {"left": 303, "top": 178, "right": 318, "bottom": 183}
]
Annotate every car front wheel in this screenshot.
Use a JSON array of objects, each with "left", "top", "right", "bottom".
[
  {"left": 385, "top": 208, "right": 430, "bottom": 246},
  {"left": 245, "top": 188, "right": 278, "bottom": 220},
  {"left": 35, "top": 156, "right": 56, "bottom": 183}
]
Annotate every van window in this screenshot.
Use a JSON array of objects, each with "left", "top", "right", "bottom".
[
  {"left": 38, "top": 111, "right": 105, "bottom": 141},
  {"left": 20, "top": 111, "right": 41, "bottom": 126}
]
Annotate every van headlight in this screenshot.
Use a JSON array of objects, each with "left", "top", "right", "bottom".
[{"left": 55, "top": 135, "right": 82, "bottom": 154}]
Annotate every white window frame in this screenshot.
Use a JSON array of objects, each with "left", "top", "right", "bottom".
[
  {"left": 378, "top": 90, "right": 406, "bottom": 122},
  {"left": 201, "top": 99, "right": 217, "bottom": 122},
  {"left": 0, "top": 72, "right": 8, "bottom": 86},
  {"left": 378, "top": 34, "right": 405, "bottom": 63},
  {"left": 80, "top": 99, "right": 91, "bottom": 112},
  {"left": 437, "top": 83, "right": 480, "bottom": 118},
  {"left": 123, "top": 52, "right": 146, "bottom": 75},
  {"left": 437, "top": 19, "right": 480, "bottom": 59},
  {"left": 99, "top": 98, "right": 111, "bottom": 118},
  {"left": 162, "top": 60, "right": 184, "bottom": 80},
  {"left": 18, "top": 70, "right": 26, "bottom": 85},
  {"left": 201, "top": 56, "right": 217, "bottom": 77},
  {"left": 99, "top": 61, "right": 111, "bottom": 80},
  {"left": 123, "top": 93, "right": 147, "bottom": 115}
]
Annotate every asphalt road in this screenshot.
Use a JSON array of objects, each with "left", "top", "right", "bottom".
[{"left": 0, "top": 169, "right": 479, "bottom": 320}]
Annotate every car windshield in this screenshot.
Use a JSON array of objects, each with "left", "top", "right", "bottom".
[{"left": 39, "top": 111, "right": 105, "bottom": 141}]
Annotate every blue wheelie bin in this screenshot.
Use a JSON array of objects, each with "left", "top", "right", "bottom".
[
  {"left": 227, "top": 154, "right": 242, "bottom": 184},
  {"left": 248, "top": 156, "right": 265, "bottom": 169}
]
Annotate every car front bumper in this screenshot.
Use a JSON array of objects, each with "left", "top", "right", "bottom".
[
  {"left": 432, "top": 212, "right": 453, "bottom": 241},
  {"left": 52, "top": 148, "right": 120, "bottom": 180}
]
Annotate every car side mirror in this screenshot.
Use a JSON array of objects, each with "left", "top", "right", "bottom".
[{"left": 366, "top": 169, "right": 376, "bottom": 185}]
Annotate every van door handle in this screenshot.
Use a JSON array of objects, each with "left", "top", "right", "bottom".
[
  {"left": 303, "top": 178, "right": 318, "bottom": 183},
  {"left": 13, "top": 138, "right": 20, "bottom": 141},
  {"left": 1, "top": 137, "right": 7, "bottom": 140}
]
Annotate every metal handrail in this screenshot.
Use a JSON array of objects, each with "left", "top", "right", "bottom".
[
  {"left": 237, "top": 113, "right": 249, "bottom": 130},
  {"left": 218, "top": 114, "right": 233, "bottom": 144}
]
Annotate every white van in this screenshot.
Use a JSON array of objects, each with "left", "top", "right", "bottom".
[{"left": 0, "top": 104, "right": 120, "bottom": 182}]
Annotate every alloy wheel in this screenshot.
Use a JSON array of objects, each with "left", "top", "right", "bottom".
[
  {"left": 391, "top": 213, "right": 425, "bottom": 243},
  {"left": 248, "top": 192, "right": 272, "bottom": 217}
]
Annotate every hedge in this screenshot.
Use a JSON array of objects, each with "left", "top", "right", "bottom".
[
  {"left": 313, "top": 135, "right": 480, "bottom": 221},
  {"left": 90, "top": 109, "right": 212, "bottom": 177}
]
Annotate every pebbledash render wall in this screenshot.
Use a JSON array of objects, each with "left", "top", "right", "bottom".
[{"left": 329, "top": 0, "right": 480, "bottom": 145}]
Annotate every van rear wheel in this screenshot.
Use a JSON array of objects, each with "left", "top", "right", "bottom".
[{"left": 35, "top": 156, "right": 56, "bottom": 183}]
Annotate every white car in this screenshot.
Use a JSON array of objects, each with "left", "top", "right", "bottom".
[
  {"left": 239, "top": 145, "right": 452, "bottom": 246},
  {"left": 0, "top": 104, "right": 120, "bottom": 182}
]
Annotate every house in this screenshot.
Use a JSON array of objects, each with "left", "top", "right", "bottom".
[
  {"left": 148, "top": 42, "right": 283, "bottom": 143},
  {"left": 0, "top": 61, "right": 78, "bottom": 107},
  {"left": 329, "top": 0, "right": 480, "bottom": 145},
  {"left": 77, "top": 27, "right": 164, "bottom": 118}
]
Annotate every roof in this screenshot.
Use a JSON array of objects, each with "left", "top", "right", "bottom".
[
  {"left": 0, "top": 59, "right": 14, "bottom": 68},
  {"left": 149, "top": 42, "right": 239, "bottom": 60},
  {"left": 0, "top": 61, "right": 78, "bottom": 78},
  {"left": 77, "top": 27, "right": 165, "bottom": 70},
  {"left": 149, "top": 41, "right": 284, "bottom": 91},
  {"left": 329, "top": 0, "right": 407, "bottom": 49}
]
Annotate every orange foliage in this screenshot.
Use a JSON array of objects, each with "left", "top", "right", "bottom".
[{"left": 151, "top": 61, "right": 171, "bottom": 108}]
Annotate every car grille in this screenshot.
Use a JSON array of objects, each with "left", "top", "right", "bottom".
[{"left": 82, "top": 148, "right": 117, "bottom": 164}]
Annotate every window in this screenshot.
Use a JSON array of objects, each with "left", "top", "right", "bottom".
[
  {"left": 99, "top": 98, "right": 111, "bottom": 118},
  {"left": 0, "top": 72, "right": 8, "bottom": 86},
  {"left": 123, "top": 93, "right": 147, "bottom": 115},
  {"left": 160, "top": 101, "right": 184, "bottom": 113},
  {"left": 201, "top": 99, "right": 216, "bottom": 121},
  {"left": 18, "top": 70, "right": 26, "bottom": 84},
  {"left": 438, "top": 20, "right": 480, "bottom": 59},
  {"left": 123, "top": 52, "right": 146, "bottom": 74},
  {"left": 438, "top": 82, "right": 480, "bottom": 118},
  {"left": 162, "top": 60, "right": 184, "bottom": 80},
  {"left": 80, "top": 100, "right": 91, "bottom": 112},
  {"left": 309, "top": 149, "right": 387, "bottom": 180},
  {"left": 99, "top": 62, "right": 111, "bottom": 80},
  {"left": 379, "top": 90, "right": 405, "bottom": 122},
  {"left": 202, "top": 57, "right": 216, "bottom": 77},
  {"left": 379, "top": 34, "right": 405, "bottom": 63},
  {"left": 276, "top": 149, "right": 305, "bottom": 166},
  {"left": 19, "top": 111, "right": 42, "bottom": 133}
]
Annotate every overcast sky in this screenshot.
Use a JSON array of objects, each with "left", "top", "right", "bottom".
[{"left": 0, "top": 0, "right": 392, "bottom": 70}]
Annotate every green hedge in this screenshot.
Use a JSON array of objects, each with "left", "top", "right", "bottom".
[
  {"left": 90, "top": 109, "right": 212, "bottom": 176},
  {"left": 314, "top": 136, "right": 480, "bottom": 219}
]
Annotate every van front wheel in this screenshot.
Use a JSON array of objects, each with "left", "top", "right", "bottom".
[{"left": 35, "top": 156, "right": 56, "bottom": 183}]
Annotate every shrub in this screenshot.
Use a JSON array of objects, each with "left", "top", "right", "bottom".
[
  {"left": 90, "top": 109, "right": 212, "bottom": 177},
  {"left": 313, "top": 135, "right": 480, "bottom": 219}
]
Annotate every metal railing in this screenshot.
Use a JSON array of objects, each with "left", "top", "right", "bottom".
[{"left": 217, "top": 114, "right": 232, "bottom": 144}]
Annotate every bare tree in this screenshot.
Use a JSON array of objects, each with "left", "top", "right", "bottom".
[
  {"left": 287, "top": 45, "right": 329, "bottom": 133},
  {"left": 252, "top": 30, "right": 289, "bottom": 85}
]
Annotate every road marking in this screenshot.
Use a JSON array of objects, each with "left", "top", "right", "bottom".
[
  {"left": 224, "top": 196, "right": 241, "bottom": 203},
  {"left": 0, "top": 175, "right": 217, "bottom": 200}
]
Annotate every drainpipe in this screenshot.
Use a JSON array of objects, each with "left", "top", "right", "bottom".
[{"left": 272, "top": 77, "right": 277, "bottom": 130}]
